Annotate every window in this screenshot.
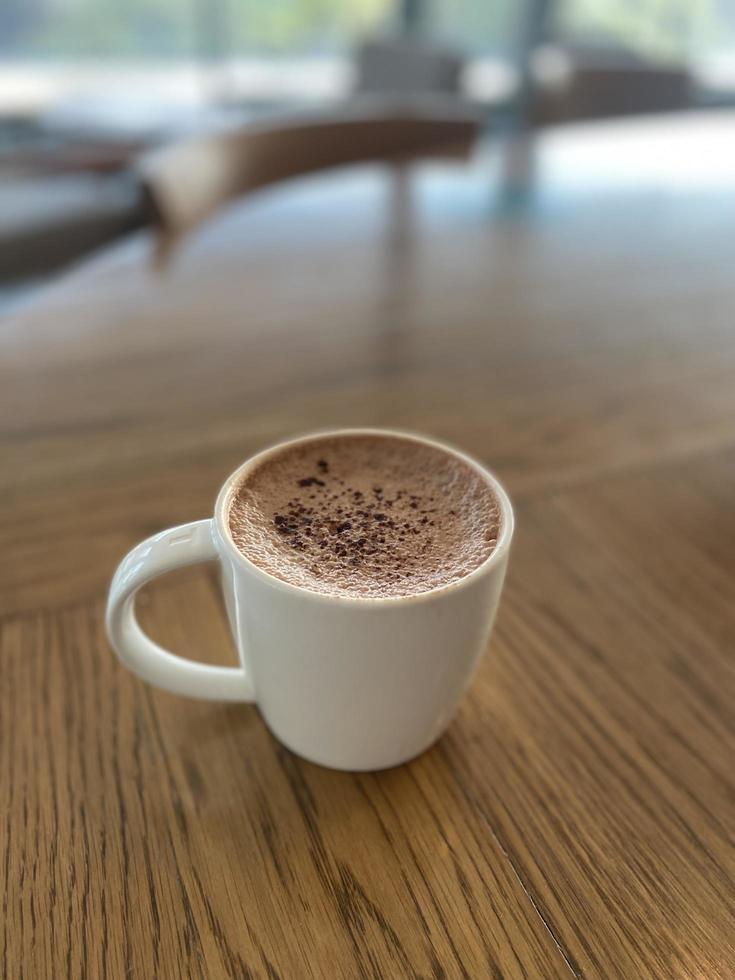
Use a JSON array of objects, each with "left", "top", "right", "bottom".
[
  {"left": 555, "top": 0, "right": 735, "bottom": 63},
  {"left": 0, "top": 0, "right": 394, "bottom": 59}
]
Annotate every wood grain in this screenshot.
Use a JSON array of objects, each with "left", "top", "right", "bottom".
[{"left": 2, "top": 113, "right": 735, "bottom": 977}]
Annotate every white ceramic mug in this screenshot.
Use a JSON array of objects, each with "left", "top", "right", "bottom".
[{"left": 106, "top": 429, "right": 514, "bottom": 771}]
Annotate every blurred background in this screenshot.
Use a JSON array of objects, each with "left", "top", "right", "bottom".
[
  {"left": 6, "top": 4, "right": 735, "bottom": 973},
  {"left": 2, "top": 0, "right": 735, "bottom": 300}
]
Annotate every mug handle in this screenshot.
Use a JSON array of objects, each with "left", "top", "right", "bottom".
[{"left": 106, "top": 519, "right": 254, "bottom": 701}]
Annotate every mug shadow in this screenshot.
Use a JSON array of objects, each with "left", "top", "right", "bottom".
[
  {"left": 162, "top": 691, "right": 460, "bottom": 877},
  {"left": 179, "top": 701, "right": 447, "bottom": 840}
]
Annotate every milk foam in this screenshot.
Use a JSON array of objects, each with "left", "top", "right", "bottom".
[{"left": 228, "top": 434, "right": 501, "bottom": 598}]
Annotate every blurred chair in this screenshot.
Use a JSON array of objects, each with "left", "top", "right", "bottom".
[
  {"left": 510, "top": 0, "right": 693, "bottom": 127},
  {"left": 138, "top": 105, "right": 479, "bottom": 261},
  {"left": 354, "top": 37, "right": 464, "bottom": 99},
  {"left": 500, "top": 19, "right": 694, "bottom": 204},
  {"left": 530, "top": 45, "right": 693, "bottom": 125},
  {"left": 0, "top": 171, "right": 142, "bottom": 284},
  {"left": 0, "top": 115, "right": 148, "bottom": 283}
]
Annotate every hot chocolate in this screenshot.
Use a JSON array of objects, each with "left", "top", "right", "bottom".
[{"left": 227, "top": 433, "right": 501, "bottom": 599}]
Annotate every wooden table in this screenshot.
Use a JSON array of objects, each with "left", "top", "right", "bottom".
[{"left": 2, "top": 112, "right": 734, "bottom": 978}]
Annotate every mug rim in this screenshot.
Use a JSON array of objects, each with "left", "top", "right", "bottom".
[{"left": 214, "top": 427, "right": 514, "bottom": 607}]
